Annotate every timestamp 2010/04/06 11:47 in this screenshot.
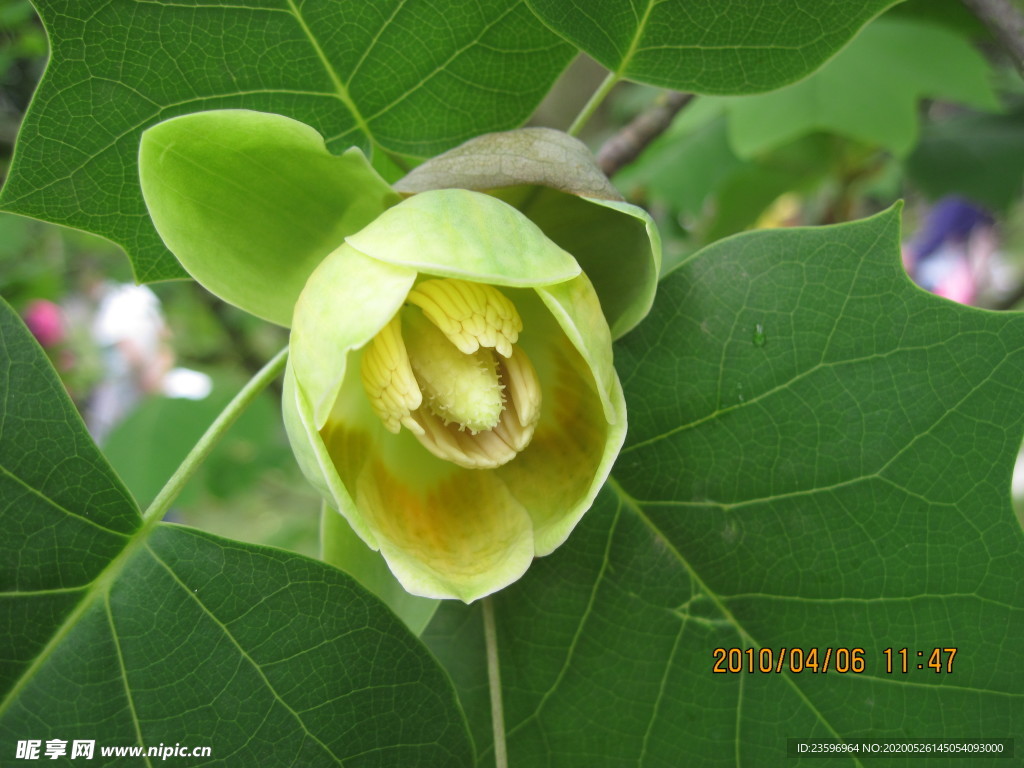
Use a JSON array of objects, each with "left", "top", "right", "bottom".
[{"left": 711, "top": 647, "right": 958, "bottom": 674}]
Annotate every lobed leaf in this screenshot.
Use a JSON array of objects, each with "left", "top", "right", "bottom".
[{"left": 426, "top": 207, "right": 1024, "bottom": 766}]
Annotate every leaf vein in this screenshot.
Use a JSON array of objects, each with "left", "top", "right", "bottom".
[
  {"left": 610, "top": 477, "right": 862, "bottom": 762},
  {"left": 284, "top": 0, "right": 373, "bottom": 150},
  {"left": 105, "top": 592, "right": 155, "bottom": 768},
  {"left": 0, "top": 463, "right": 133, "bottom": 539},
  {"left": 146, "top": 544, "right": 348, "bottom": 767},
  {"left": 636, "top": 620, "right": 684, "bottom": 766},
  {"left": 505, "top": 499, "right": 621, "bottom": 739},
  {"left": 359, "top": 1, "right": 522, "bottom": 125}
]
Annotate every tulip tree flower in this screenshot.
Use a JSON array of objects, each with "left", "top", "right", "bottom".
[{"left": 139, "top": 110, "right": 660, "bottom": 602}]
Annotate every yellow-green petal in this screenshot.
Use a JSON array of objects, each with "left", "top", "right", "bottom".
[
  {"left": 353, "top": 452, "right": 536, "bottom": 602},
  {"left": 498, "top": 292, "right": 627, "bottom": 555},
  {"left": 291, "top": 244, "right": 416, "bottom": 429},
  {"left": 282, "top": 365, "right": 380, "bottom": 551},
  {"left": 317, "top": 384, "right": 536, "bottom": 601},
  {"left": 345, "top": 189, "right": 581, "bottom": 288},
  {"left": 534, "top": 274, "right": 619, "bottom": 423},
  {"left": 493, "top": 188, "right": 662, "bottom": 339},
  {"left": 139, "top": 109, "right": 400, "bottom": 326}
]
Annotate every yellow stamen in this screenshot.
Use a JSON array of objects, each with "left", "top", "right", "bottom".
[
  {"left": 360, "top": 279, "right": 542, "bottom": 469},
  {"left": 410, "top": 408, "right": 518, "bottom": 469},
  {"left": 500, "top": 346, "right": 541, "bottom": 430},
  {"left": 360, "top": 316, "right": 423, "bottom": 435},
  {"left": 406, "top": 279, "right": 521, "bottom": 358}
]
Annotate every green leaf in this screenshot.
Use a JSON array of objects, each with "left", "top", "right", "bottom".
[
  {"left": 526, "top": 0, "right": 899, "bottom": 93},
  {"left": 906, "top": 109, "right": 1024, "bottom": 211},
  {"left": 139, "top": 110, "right": 400, "bottom": 326},
  {"left": 726, "top": 17, "right": 1000, "bottom": 158},
  {"left": 0, "top": 300, "right": 474, "bottom": 765},
  {"left": 1, "top": 0, "right": 573, "bottom": 282},
  {"left": 1, "top": 315, "right": 139, "bottom": 690},
  {"left": 426, "top": 207, "right": 1024, "bottom": 764}
]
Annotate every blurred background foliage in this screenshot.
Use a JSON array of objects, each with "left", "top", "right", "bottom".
[
  {"left": 598, "top": 0, "right": 1024, "bottom": 288},
  {"left": 2, "top": 0, "right": 1022, "bottom": 543}
]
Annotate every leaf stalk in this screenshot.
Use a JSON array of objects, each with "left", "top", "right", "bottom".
[
  {"left": 567, "top": 71, "right": 619, "bottom": 137},
  {"left": 142, "top": 345, "right": 289, "bottom": 523},
  {"left": 483, "top": 596, "right": 509, "bottom": 768}
]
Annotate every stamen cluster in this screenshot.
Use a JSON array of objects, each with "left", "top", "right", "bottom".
[{"left": 361, "top": 278, "right": 541, "bottom": 469}]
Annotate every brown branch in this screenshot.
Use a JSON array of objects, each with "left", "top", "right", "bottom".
[
  {"left": 596, "top": 91, "right": 693, "bottom": 177},
  {"left": 962, "top": 0, "right": 1024, "bottom": 74}
]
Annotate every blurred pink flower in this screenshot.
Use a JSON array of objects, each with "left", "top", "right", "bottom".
[{"left": 23, "top": 299, "right": 64, "bottom": 347}]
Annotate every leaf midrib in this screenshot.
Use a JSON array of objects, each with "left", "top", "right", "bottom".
[
  {"left": 285, "top": 0, "right": 373, "bottom": 149},
  {"left": 0, "top": 510, "right": 154, "bottom": 720},
  {"left": 606, "top": 476, "right": 866, "bottom": 768},
  {"left": 619, "top": 0, "right": 656, "bottom": 76}
]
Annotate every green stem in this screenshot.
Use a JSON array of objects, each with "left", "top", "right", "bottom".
[
  {"left": 483, "top": 596, "right": 508, "bottom": 768},
  {"left": 142, "top": 346, "right": 289, "bottom": 524},
  {"left": 566, "top": 70, "right": 619, "bottom": 137}
]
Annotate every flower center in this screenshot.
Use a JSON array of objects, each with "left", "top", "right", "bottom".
[{"left": 360, "top": 278, "right": 542, "bottom": 469}]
